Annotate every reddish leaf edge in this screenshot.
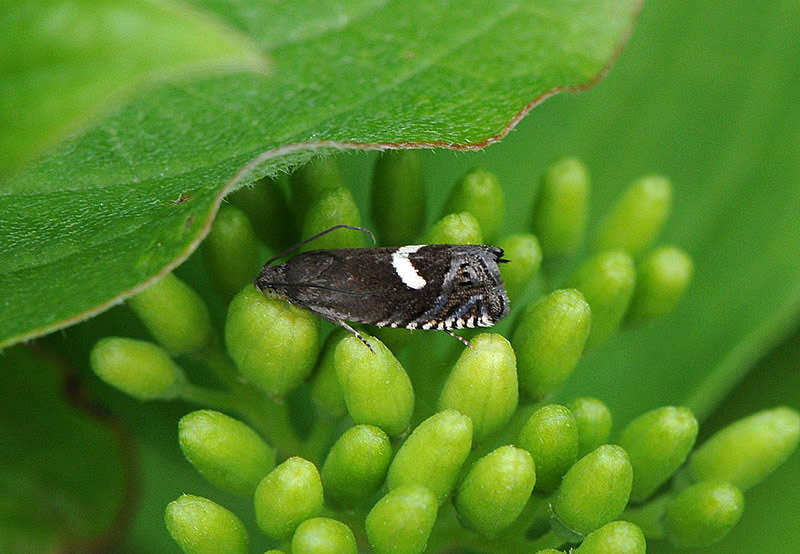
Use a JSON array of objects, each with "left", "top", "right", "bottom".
[{"left": 2, "top": 2, "right": 642, "bottom": 350}]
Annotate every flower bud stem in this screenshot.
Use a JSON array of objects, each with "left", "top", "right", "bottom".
[
  {"left": 184, "top": 339, "right": 240, "bottom": 388},
  {"left": 179, "top": 339, "right": 302, "bottom": 453},
  {"left": 526, "top": 529, "right": 570, "bottom": 554},
  {"left": 620, "top": 493, "right": 669, "bottom": 538},
  {"left": 302, "top": 416, "right": 338, "bottom": 465},
  {"left": 179, "top": 384, "right": 241, "bottom": 415},
  {"left": 405, "top": 335, "right": 458, "bottom": 419},
  {"left": 179, "top": 382, "right": 302, "bottom": 457},
  {"left": 426, "top": 496, "right": 565, "bottom": 554}
]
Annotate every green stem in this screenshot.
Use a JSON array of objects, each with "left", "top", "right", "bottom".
[
  {"left": 405, "top": 333, "right": 463, "bottom": 425},
  {"left": 621, "top": 493, "right": 670, "bottom": 539},
  {"left": 525, "top": 529, "right": 566, "bottom": 552},
  {"left": 185, "top": 333, "right": 307, "bottom": 455},
  {"left": 496, "top": 493, "right": 552, "bottom": 541},
  {"left": 324, "top": 505, "right": 370, "bottom": 551},
  {"left": 429, "top": 508, "right": 562, "bottom": 554},
  {"left": 185, "top": 338, "right": 240, "bottom": 388},
  {"left": 424, "top": 501, "right": 467, "bottom": 553},
  {"left": 238, "top": 386, "right": 304, "bottom": 456},
  {"left": 180, "top": 382, "right": 303, "bottom": 456},
  {"left": 405, "top": 336, "right": 445, "bottom": 421},
  {"left": 180, "top": 383, "right": 242, "bottom": 413},
  {"left": 426, "top": 491, "right": 566, "bottom": 554},
  {"left": 302, "top": 415, "right": 337, "bottom": 465},
  {"left": 460, "top": 402, "right": 540, "bottom": 472}
]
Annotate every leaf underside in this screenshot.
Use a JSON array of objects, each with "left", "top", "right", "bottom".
[{"left": 0, "top": 0, "right": 640, "bottom": 348}]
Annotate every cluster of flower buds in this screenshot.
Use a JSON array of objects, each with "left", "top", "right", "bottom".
[{"left": 89, "top": 152, "right": 799, "bottom": 554}]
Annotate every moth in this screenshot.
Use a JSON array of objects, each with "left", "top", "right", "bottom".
[{"left": 254, "top": 224, "right": 510, "bottom": 351}]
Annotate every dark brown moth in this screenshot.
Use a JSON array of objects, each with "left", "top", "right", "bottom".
[{"left": 255, "top": 225, "right": 509, "bottom": 351}]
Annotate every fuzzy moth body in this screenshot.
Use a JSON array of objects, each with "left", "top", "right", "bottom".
[{"left": 254, "top": 225, "right": 510, "bottom": 350}]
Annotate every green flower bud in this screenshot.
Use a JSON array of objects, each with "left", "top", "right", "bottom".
[
  {"left": 310, "top": 329, "right": 348, "bottom": 418},
  {"left": 291, "top": 517, "right": 358, "bottom": 554},
  {"left": 512, "top": 289, "right": 591, "bottom": 399},
  {"left": 290, "top": 156, "right": 344, "bottom": 220},
  {"left": 386, "top": 409, "right": 473, "bottom": 503},
  {"left": 553, "top": 445, "right": 633, "bottom": 536},
  {"left": 254, "top": 457, "right": 323, "bottom": 541},
  {"left": 567, "top": 250, "right": 635, "bottom": 349},
  {"left": 365, "top": 485, "right": 438, "bottom": 554},
  {"left": 204, "top": 204, "right": 261, "bottom": 299},
  {"left": 371, "top": 150, "right": 426, "bottom": 245},
  {"left": 225, "top": 286, "right": 320, "bottom": 397},
  {"left": 228, "top": 176, "right": 296, "bottom": 251},
  {"left": 178, "top": 410, "right": 276, "bottom": 496},
  {"left": 334, "top": 333, "right": 414, "bottom": 437},
  {"left": 321, "top": 424, "right": 393, "bottom": 508},
  {"left": 593, "top": 175, "right": 672, "bottom": 256},
  {"left": 454, "top": 445, "right": 536, "bottom": 537},
  {"left": 301, "top": 187, "right": 363, "bottom": 251},
  {"left": 90, "top": 337, "right": 185, "bottom": 400},
  {"left": 517, "top": 404, "right": 579, "bottom": 492},
  {"left": 573, "top": 521, "right": 646, "bottom": 554},
  {"left": 441, "top": 168, "right": 504, "bottom": 241},
  {"left": 438, "top": 333, "right": 518, "bottom": 442},
  {"left": 128, "top": 272, "right": 211, "bottom": 354},
  {"left": 617, "top": 406, "right": 698, "bottom": 502},
  {"left": 496, "top": 233, "right": 542, "bottom": 300},
  {"left": 531, "top": 157, "right": 590, "bottom": 257},
  {"left": 165, "top": 494, "right": 248, "bottom": 554},
  {"left": 688, "top": 406, "right": 800, "bottom": 490},
  {"left": 628, "top": 246, "right": 693, "bottom": 322},
  {"left": 664, "top": 480, "right": 744, "bottom": 547},
  {"left": 568, "top": 397, "right": 613, "bottom": 458},
  {"left": 425, "top": 211, "right": 483, "bottom": 245}
]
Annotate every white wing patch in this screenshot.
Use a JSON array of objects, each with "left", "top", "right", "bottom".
[{"left": 391, "top": 245, "right": 427, "bottom": 289}]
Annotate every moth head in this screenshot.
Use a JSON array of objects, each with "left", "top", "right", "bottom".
[
  {"left": 448, "top": 246, "right": 507, "bottom": 287},
  {"left": 439, "top": 246, "right": 510, "bottom": 324},
  {"left": 254, "top": 263, "right": 286, "bottom": 293}
]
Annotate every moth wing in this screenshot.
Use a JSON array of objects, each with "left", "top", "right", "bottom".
[{"left": 278, "top": 249, "right": 406, "bottom": 325}]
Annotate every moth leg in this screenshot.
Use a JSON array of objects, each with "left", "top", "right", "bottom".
[
  {"left": 443, "top": 329, "right": 473, "bottom": 349},
  {"left": 298, "top": 303, "right": 376, "bottom": 354},
  {"left": 337, "top": 320, "right": 376, "bottom": 354}
]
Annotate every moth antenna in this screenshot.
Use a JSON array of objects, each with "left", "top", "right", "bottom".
[
  {"left": 443, "top": 329, "right": 473, "bottom": 349},
  {"left": 264, "top": 224, "right": 376, "bottom": 266},
  {"left": 337, "top": 320, "right": 376, "bottom": 354}
]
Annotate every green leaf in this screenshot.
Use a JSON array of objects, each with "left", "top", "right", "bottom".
[
  {"left": 0, "top": 346, "right": 127, "bottom": 551},
  {"left": 0, "top": 0, "right": 640, "bottom": 348},
  {"left": 0, "top": 0, "right": 267, "bottom": 180}
]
